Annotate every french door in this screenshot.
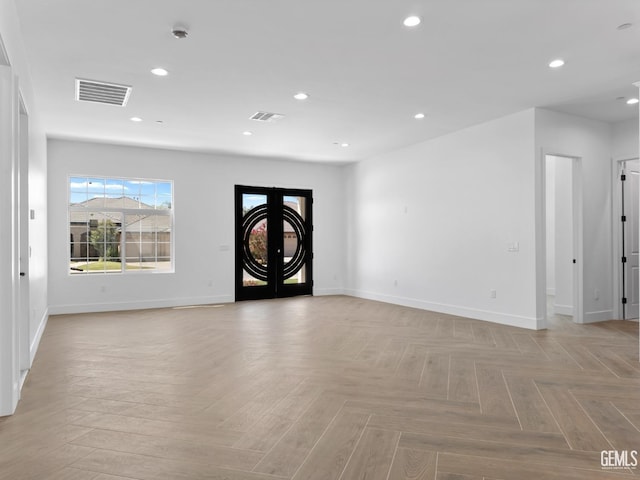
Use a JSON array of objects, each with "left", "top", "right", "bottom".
[{"left": 235, "top": 185, "right": 313, "bottom": 301}]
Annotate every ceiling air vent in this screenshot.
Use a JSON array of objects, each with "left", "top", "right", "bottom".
[
  {"left": 250, "top": 111, "right": 285, "bottom": 122},
  {"left": 75, "top": 78, "right": 132, "bottom": 107}
]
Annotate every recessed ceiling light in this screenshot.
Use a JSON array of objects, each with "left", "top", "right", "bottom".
[
  {"left": 548, "top": 59, "right": 565, "bottom": 68},
  {"left": 294, "top": 92, "right": 309, "bottom": 100},
  {"left": 403, "top": 15, "right": 421, "bottom": 27},
  {"left": 341, "top": 143, "right": 350, "bottom": 147},
  {"left": 130, "top": 117, "right": 142, "bottom": 122},
  {"left": 617, "top": 23, "right": 633, "bottom": 30},
  {"left": 243, "top": 131, "right": 253, "bottom": 136},
  {"left": 627, "top": 98, "right": 639, "bottom": 105},
  {"left": 414, "top": 113, "right": 425, "bottom": 119},
  {"left": 151, "top": 68, "right": 169, "bottom": 76}
]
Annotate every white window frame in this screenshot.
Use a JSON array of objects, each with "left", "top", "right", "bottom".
[{"left": 68, "top": 175, "right": 174, "bottom": 275}]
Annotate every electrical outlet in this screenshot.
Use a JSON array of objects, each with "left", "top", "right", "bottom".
[{"left": 490, "top": 289, "right": 497, "bottom": 298}]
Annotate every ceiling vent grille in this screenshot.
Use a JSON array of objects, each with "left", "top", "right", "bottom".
[
  {"left": 250, "top": 111, "right": 285, "bottom": 122},
  {"left": 75, "top": 78, "right": 132, "bottom": 106}
]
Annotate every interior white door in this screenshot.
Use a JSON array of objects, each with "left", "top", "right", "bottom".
[
  {"left": 548, "top": 156, "right": 574, "bottom": 316},
  {"left": 623, "top": 160, "right": 640, "bottom": 319},
  {"left": 18, "top": 99, "right": 30, "bottom": 373}
]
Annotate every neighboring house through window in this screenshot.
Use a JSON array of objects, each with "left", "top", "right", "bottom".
[{"left": 68, "top": 176, "right": 173, "bottom": 274}]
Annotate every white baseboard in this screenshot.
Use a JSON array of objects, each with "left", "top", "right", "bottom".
[
  {"left": 0, "top": 380, "right": 19, "bottom": 417},
  {"left": 553, "top": 304, "right": 573, "bottom": 316},
  {"left": 343, "top": 289, "right": 543, "bottom": 330},
  {"left": 314, "top": 288, "right": 345, "bottom": 296},
  {"left": 19, "top": 369, "right": 29, "bottom": 392},
  {"left": 48, "top": 295, "right": 234, "bottom": 315},
  {"left": 582, "top": 309, "right": 614, "bottom": 324},
  {"left": 30, "top": 307, "right": 48, "bottom": 365}
]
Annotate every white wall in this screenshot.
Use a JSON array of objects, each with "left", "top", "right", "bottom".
[
  {"left": 0, "top": 0, "right": 48, "bottom": 415},
  {"left": 346, "top": 109, "right": 540, "bottom": 329},
  {"left": 48, "top": 139, "right": 346, "bottom": 313},
  {"left": 612, "top": 118, "right": 639, "bottom": 160},
  {"left": 535, "top": 109, "right": 613, "bottom": 323}
]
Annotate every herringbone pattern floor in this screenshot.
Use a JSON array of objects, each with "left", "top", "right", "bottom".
[{"left": 1, "top": 296, "right": 639, "bottom": 479}]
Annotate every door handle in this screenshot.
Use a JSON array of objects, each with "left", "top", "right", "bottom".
[{"left": 19, "top": 272, "right": 25, "bottom": 277}]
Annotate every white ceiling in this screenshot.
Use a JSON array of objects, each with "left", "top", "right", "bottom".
[{"left": 13, "top": 0, "right": 640, "bottom": 163}]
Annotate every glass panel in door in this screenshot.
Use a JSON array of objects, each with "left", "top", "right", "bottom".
[
  {"left": 242, "top": 193, "right": 270, "bottom": 287},
  {"left": 282, "top": 195, "right": 308, "bottom": 286}
]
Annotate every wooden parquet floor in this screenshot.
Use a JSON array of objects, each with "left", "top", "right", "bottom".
[{"left": 1, "top": 295, "right": 640, "bottom": 479}]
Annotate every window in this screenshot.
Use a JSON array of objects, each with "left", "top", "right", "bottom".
[{"left": 69, "top": 176, "right": 173, "bottom": 274}]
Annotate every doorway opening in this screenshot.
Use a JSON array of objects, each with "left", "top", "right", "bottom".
[
  {"left": 543, "top": 154, "right": 583, "bottom": 324},
  {"left": 235, "top": 185, "right": 313, "bottom": 301}
]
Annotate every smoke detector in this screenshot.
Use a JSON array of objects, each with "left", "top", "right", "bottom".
[{"left": 172, "top": 26, "right": 189, "bottom": 39}]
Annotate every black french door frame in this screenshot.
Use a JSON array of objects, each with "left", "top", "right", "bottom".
[{"left": 235, "top": 185, "right": 313, "bottom": 301}]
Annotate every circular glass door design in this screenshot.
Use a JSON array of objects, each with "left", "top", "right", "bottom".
[{"left": 235, "top": 186, "right": 312, "bottom": 300}]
